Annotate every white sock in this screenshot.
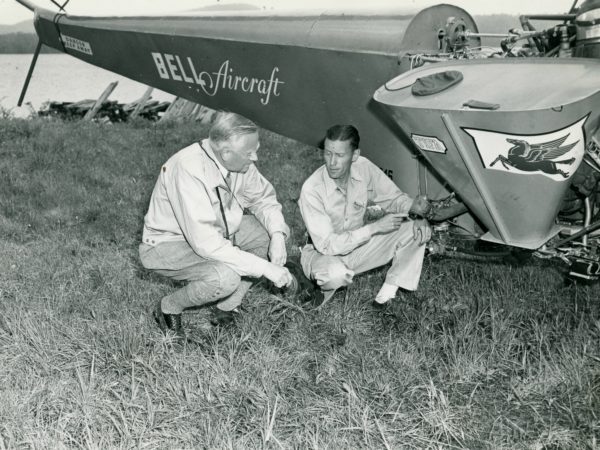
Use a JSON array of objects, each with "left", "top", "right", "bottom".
[{"left": 374, "top": 282, "right": 398, "bottom": 304}]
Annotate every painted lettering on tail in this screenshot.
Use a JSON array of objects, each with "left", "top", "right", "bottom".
[{"left": 151, "top": 52, "right": 284, "bottom": 106}]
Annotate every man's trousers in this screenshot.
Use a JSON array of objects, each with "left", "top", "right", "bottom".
[
  {"left": 300, "top": 220, "right": 426, "bottom": 301},
  {"left": 139, "top": 215, "right": 269, "bottom": 314}
]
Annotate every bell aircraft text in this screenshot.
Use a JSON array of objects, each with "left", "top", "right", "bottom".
[{"left": 151, "top": 52, "right": 284, "bottom": 106}]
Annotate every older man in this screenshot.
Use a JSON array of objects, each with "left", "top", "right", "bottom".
[
  {"left": 140, "top": 112, "right": 293, "bottom": 338},
  {"left": 299, "top": 124, "right": 432, "bottom": 307}
]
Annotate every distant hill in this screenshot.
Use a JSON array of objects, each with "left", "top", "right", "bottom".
[{"left": 0, "top": 20, "right": 35, "bottom": 35}]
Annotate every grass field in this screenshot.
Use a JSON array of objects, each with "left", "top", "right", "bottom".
[{"left": 0, "top": 117, "right": 599, "bottom": 449}]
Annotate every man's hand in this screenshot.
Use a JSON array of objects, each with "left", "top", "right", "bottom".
[
  {"left": 409, "top": 195, "right": 433, "bottom": 218},
  {"left": 369, "top": 213, "right": 407, "bottom": 235},
  {"left": 268, "top": 232, "right": 287, "bottom": 266},
  {"left": 263, "top": 263, "right": 294, "bottom": 288},
  {"left": 413, "top": 219, "right": 432, "bottom": 245}
]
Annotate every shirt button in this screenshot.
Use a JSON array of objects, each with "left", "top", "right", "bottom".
[
  {"left": 145, "top": 238, "right": 149, "bottom": 243},
  {"left": 151, "top": 240, "right": 155, "bottom": 244}
]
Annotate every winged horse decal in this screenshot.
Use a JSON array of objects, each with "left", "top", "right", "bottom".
[{"left": 490, "top": 134, "right": 578, "bottom": 178}]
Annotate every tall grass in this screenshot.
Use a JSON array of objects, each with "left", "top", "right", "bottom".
[{"left": 0, "top": 117, "right": 598, "bottom": 448}]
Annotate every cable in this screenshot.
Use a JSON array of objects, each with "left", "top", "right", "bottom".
[
  {"left": 199, "top": 142, "right": 244, "bottom": 243},
  {"left": 199, "top": 142, "right": 243, "bottom": 210}
]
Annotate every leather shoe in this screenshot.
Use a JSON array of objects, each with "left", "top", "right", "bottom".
[
  {"left": 210, "top": 308, "right": 237, "bottom": 327},
  {"left": 282, "top": 256, "right": 320, "bottom": 303},
  {"left": 310, "top": 289, "right": 326, "bottom": 307},
  {"left": 153, "top": 299, "right": 185, "bottom": 339},
  {"left": 371, "top": 300, "right": 389, "bottom": 311}
]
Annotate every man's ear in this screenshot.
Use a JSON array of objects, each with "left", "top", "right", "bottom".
[
  {"left": 219, "top": 145, "right": 233, "bottom": 162},
  {"left": 352, "top": 148, "right": 361, "bottom": 162}
]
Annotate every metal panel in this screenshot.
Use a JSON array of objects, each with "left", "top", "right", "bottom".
[
  {"left": 374, "top": 59, "right": 600, "bottom": 248},
  {"left": 32, "top": 5, "right": 477, "bottom": 202}
]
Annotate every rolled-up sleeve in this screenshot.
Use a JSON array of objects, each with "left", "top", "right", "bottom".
[
  {"left": 240, "top": 165, "right": 290, "bottom": 238},
  {"left": 367, "top": 161, "right": 413, "bottom": 214},
  {"left": 168, "top": 164, "right": 268, "bottom": 277},
  {"left": 299, "top": 186, "right": 372, "bottom": 256}
]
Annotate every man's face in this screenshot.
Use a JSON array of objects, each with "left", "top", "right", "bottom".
[
  {"left": 222, "top": 132, "right": 260, "bottom": 173},
  {"left": 323, "top": 138, "right": 359, "bottom": 181}
]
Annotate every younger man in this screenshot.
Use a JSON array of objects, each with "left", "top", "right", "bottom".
[{"left": 298, "top": 125, "right": 431, "bottom": 306}]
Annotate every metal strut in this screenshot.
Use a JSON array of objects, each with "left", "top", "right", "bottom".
[
  {"left": 15, "top": 0, "right": 72, "bottom": 105},
  {"left": 14, "top": 0, "right": 36, "bottom": 11},
  {"left": 550, "top": 220, "right": 600, "bottom": 249},
  {"left": 17, "top": 39, "right": 42, "bottom": 106}
]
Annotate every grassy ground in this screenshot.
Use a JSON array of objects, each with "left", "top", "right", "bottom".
[{"left": 0, "top": 117, "right": 599, "bottom": 449}]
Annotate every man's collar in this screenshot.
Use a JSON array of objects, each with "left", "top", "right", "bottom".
[
  {"left": 322, "top": 161, "right": 363, "bottom": 195},
  {"left": 350, "top": 162, "right": 364, "bottom": 183},
  {"left": 201, "top": 139, "right": 229, "bottom": 179},
  {"left": 323, "top": 171, "right": 338, "bottom": 196}
]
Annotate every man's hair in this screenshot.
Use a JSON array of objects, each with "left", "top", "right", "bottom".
[
  {"left": 209, "top": 112, "right": 258, "bottom": 146},
  {"left": 325, "top": 124, "right": 360, "bottom": 150}
]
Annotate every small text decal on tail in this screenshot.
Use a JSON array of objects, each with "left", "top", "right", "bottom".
[{"left": 60, "top": 34, "right": 93, "bottom": 56}]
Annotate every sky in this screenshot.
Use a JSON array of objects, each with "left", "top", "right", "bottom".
[{"left": 1, "top": 0, "right": 574, "bottom": 25}]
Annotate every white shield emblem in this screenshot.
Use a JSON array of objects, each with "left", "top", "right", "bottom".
[{"left": 463, "top": 115, "right": 588, "bottom": 181}]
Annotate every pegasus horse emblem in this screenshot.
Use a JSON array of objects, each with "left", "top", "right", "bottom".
[{"left": 490, "top": 134, "right": 578, "bottom": 178}]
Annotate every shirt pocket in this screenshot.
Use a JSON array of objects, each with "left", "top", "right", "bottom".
[
  {"left": 352, "top": 190, "right": 368, "bottom": 213},
  {"left": 352, "top": 199, "right": 366, "bottom": 212},
  {"left": 366, "top": 187, "right": 376, "bottom": 204}
]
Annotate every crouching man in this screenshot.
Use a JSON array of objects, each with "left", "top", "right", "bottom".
[
  {"left": 140, "top": 112, "right": 293, "bottom": 338},
  {"left": 298, "top": 125, "right": 432, "bottom": 307}
]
